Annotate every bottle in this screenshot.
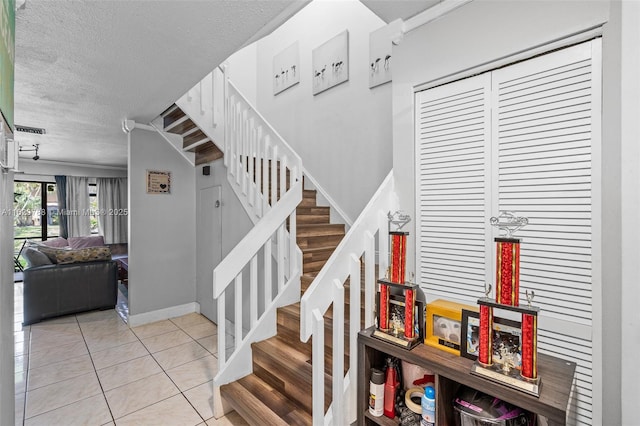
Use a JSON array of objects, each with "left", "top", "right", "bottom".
[
  {"left": 421, "top": 385, "right": 436, "bottom": 426},
  {"left": 383, "top": 360, "right": 399, "bottom": 418},
  {"left": 368, "top": 368, "right": 385, "bottom": 417}
]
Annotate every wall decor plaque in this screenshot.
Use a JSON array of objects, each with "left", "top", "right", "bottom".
[{"left": 146, "top": 170, "right": 171, "bottom": 194}]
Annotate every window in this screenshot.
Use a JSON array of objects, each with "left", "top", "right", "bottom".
[
  {"left": 415, "top": 39, "right": 600, "bottom": 425},
  {"left": 89, "top": 184, "right": 99, "bottom": 234}
]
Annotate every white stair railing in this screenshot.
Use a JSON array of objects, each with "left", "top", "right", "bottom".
[
  {"left": 300, "top": 171, "right": 398, "bottom": 425},
  {"left": 178, "top": 68, "right": 303, "bottom": 388}
]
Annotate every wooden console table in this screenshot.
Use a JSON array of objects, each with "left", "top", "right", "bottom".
[{"left": 358, "top": 326, "right": 576, "bottom": 425}]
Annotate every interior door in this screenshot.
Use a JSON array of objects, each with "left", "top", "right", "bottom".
[{"left": 197, "top": 185, "right": 222, "bottom": 321}]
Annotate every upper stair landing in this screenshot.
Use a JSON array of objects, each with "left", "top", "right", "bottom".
[{"left": 161, "top": 104, "right": 223, "bottom": 165}]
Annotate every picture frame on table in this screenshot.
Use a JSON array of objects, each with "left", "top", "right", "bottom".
[{"left": 461, "top": 309, "right": 480, "bottom": 360}]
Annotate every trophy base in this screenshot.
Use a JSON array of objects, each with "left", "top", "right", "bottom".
[
  {"left": 471, "top": 363, "right": 541, "bottom": 397},
  {"left": 372, "top": 329, "right": 420, "bottom": 350}
]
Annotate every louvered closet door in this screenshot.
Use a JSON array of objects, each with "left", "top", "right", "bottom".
[
  {"left": 492, "top": 40, "right": 600, "bottom": 426},
  {"left": 416, "top": 73, "right": 492, "bottom": 299}
]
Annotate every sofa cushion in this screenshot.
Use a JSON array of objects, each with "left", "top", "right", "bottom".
[
  {"left": 55, "top": 246, "right": 112, "bottom": 264},
  {"left": 25, "top": 240, "right": 69, "bottom": 264},
  {"left": 40, "top": 237, "right": 69, "bottom": 248},
  {"left": 22, "top": 247, "right": 53, "bottom": 268},
  {"left": 68, "top": 235, "right": 105, "bottom": 249}
]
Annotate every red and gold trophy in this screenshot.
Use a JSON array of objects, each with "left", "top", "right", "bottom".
[
  {"left": 472, "top": 212, "right": 541, "bottom": 397},
  {"left": 373, "top": 212, "right": 421, "bottom": 349}
]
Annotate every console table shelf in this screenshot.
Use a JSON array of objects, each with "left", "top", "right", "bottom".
[{"left": 357, "top": 326, "right": 576, "bottom": 425}]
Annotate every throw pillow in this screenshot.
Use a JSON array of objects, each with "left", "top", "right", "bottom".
[
  {"left": 22, "top": 247, "right": 53, "bottom": 268},
  {"left": 68, "top": 235, "right": 106, "bottom": 249},
  {"left": 25, "top": 240, "right": 70, "bottom": 264},
  {"left": 55, "top": 246, "right": 112, "bottom": 264},
  {"left": 40, "top": 237, "right": 69, "bottom": 248}
]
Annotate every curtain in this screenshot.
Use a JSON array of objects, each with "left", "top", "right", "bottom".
[
  {"left": 97, "top": 177, "right": 128, "bottom": 244},
  {"left": 54, "top": 175, "right": 68, "bottom": 238},
  {"left": 65, "top": 176, "right": 91, "bottom": 237}
]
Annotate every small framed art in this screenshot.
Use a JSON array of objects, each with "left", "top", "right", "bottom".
[
  {"left": 147, "top": 170, "right": 171, "bottom": 194},
  {"left": 461, "top": 309, "right": 480, "bottom": 360}
]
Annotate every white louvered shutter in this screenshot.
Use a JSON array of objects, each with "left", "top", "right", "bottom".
[
  {"left": 416, "top": 40, "right": 600, "bottom": 426},
  {"left": 416, "top": 73, "right": 492, "bottom": 300},
  {"left": 492, "top": 40, "right": 599, "bottom": 426}
]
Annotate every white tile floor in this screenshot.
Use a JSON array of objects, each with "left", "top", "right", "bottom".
[{"left": 13, "top": 283, "right": 248, "bottom": 426}]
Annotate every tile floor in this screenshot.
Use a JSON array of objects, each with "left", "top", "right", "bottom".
[{"left": 13, "top": 283, "right": 247, "bottom": 426}]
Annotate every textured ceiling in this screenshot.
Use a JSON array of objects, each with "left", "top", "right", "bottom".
[
  {"left": 359, "top": 0, "right": 440, "bottom": 23},
  {"left": 14, "top": 0, "right": 307, "bottom": 168}
]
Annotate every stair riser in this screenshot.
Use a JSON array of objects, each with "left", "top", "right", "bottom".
[
  {"left": 297, "top": 215, "right": 330, "bottom": 225},
  {"left": 297, "top": 235, "right": 344, "bottom": 250},
  {"left": 252, "top": 345, "right": 332, "bottom": 413}
]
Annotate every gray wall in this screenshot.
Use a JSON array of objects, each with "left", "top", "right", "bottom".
[
  {"left": 392, "top": 0, "right": 619, "bottom": 422},
  {"left": 128, "top": 129, "right": 196, "bottom": 318}
]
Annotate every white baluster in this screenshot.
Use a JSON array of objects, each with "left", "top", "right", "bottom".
[
  {"left": 277, "top": 224, "right": 285, "bottom": 292},
  {"left": 250, "top": 255, "right": 258, "bottom": 327},
  {"left": 280, "top": 154, "right": 288, "bottom": 199},
  {"left": 270, "top": 145, "right": 278, "bottom": 206},
  {"left": 234, "top": 273, "right": 243, "bottom": 351},
  {"left": 378, "top": 211, "right": 389, "bottom": 279},
  {"left": 312, "top": 309, "right": 325, "bottom": 426},
  {"left": 255, "top": 126, "right": 263, "bottom": 218},
  {"left": 264, "top": 238, "right": 272, "bottom": 306},
  {"left": 263, "top": 136, "right": 271, "bottom": 212},
  {"left": 348, "top": 254, "right": 361, "bottom": 422},
  {"left": 364, "top": 231, "right": 375, "bottom": 328},
  {"left": 332, "top": 278, "right": 345, "bottom": 425},
  {"left": 199, "top": 80, "right": 205, "bottom": 115},
  {"left": 217, "top": 290, "right": 226, "bottom": 364}
]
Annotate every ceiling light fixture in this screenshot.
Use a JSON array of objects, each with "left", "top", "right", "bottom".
[{"left": 19, "top": 143, "right": 40, "bottom": 161}]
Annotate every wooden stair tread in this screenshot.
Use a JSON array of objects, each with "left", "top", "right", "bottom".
[
  {"left": 166, "top": 117, "right": 196, "bottom": 135},
  {"left": 222, "top": 375, "right": 310, "bottom": 426},
  {"left": 252, "top": 337, "right": 332, "bottom": 412}
]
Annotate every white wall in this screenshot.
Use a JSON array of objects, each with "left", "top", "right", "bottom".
[
  {"left": 0, "top": 169, "right": 15, "bottom": 426},
  {"left": 618, "top": 1, "right": 640, "bottom": 423},
  {"left": 226, "top": 43, "right": 258, "bottom": 106},
  {"left": 245, "top": 0, "right": 390, "bottom": 222},
  {"left": 128, "top": 129, "right": 196, "bottom": 323},
  {"left": 392, "top": 0, "right": 618, "bottom": 422}
]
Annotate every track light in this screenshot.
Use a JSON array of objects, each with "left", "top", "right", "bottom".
[{"left": 19, "top": 143, "right": 40, "bottom": 161}]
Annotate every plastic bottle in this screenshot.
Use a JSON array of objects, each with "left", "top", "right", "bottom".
[
  {"left": 368, "top": 368, "right": 385, "bottom": 417},
  {"left": 383, "top": 360, "right": 399, "bottom": 418},
  {"left": 421, "top": 385, "right": 436, "bottom": 426}
]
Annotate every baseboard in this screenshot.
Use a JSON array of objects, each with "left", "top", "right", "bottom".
[{"left": 128, "top": 302, "right": 200, "bottom": 327}]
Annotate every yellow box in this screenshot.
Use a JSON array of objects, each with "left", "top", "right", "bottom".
[{"left": 425, "top": 299, "right": 478, "bottom": 356}]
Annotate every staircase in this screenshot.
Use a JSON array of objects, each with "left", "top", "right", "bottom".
[
  {"left": 161, "top": 104, "right": 223, "bottom": 165},
  {"left": 220, "top": 187, "right": 347, "bottom": 425},
  {"left": 174, "top": 68, "right": 398, "bottom": 424}
]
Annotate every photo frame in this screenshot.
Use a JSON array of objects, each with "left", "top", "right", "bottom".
[
  {"left": 461, "top": 309, "right": 480, "bottom": 360},
  {"left": 425, "top": 299, "right": 478, "bottom": 356},
  {"left": 492, "top": 316, "right": 522, "bottom": 370},
  {"left": 273, "top": 41, "right": 300, "bottom": 95},
  {"left": 312, "top": 30, "right": 349, "bottom": 95},
  {"left": 146, "top": 170, "right": 171, "bottom": 194}
]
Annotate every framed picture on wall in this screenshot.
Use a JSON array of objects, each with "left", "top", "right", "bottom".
[
  {"left": 273, "top": 41, "right": 300, "bottom": 95},
  {"left": 312, "top": 30, "right": 349, "bottom": 95},
  {"left": 146, "top": 170, "right": 171, "bottom": 194}
]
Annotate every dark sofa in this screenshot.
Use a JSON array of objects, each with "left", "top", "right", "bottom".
[
  {"left": 21, "top": 236, "right": 119, "bottom": 325},
  {"left": 23, "top": 260, "right": 118, "bottom": 325}
]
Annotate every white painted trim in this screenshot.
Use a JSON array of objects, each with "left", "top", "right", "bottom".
[
  {"left": 302, "top": 166, "right": 353, "bottom": 227},
  {"left": 127, "top": 302, "right": 200, "bottom": 327},
  {"left": 414, "top": 27, "right": 603, "bottom": 93},
  {"left": 22, "top": 158, "right": 127, "bottom": 171},
  {"left": 148, "top": 122, "right": 195, "bottom": 166}
]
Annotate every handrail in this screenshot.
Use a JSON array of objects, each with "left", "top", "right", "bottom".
[
  {"left": 213, "top": 180, "right": 302, "bottom": 298},
  {"left": 299, "top": 170, "right": 397, "bottom": 425}
]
